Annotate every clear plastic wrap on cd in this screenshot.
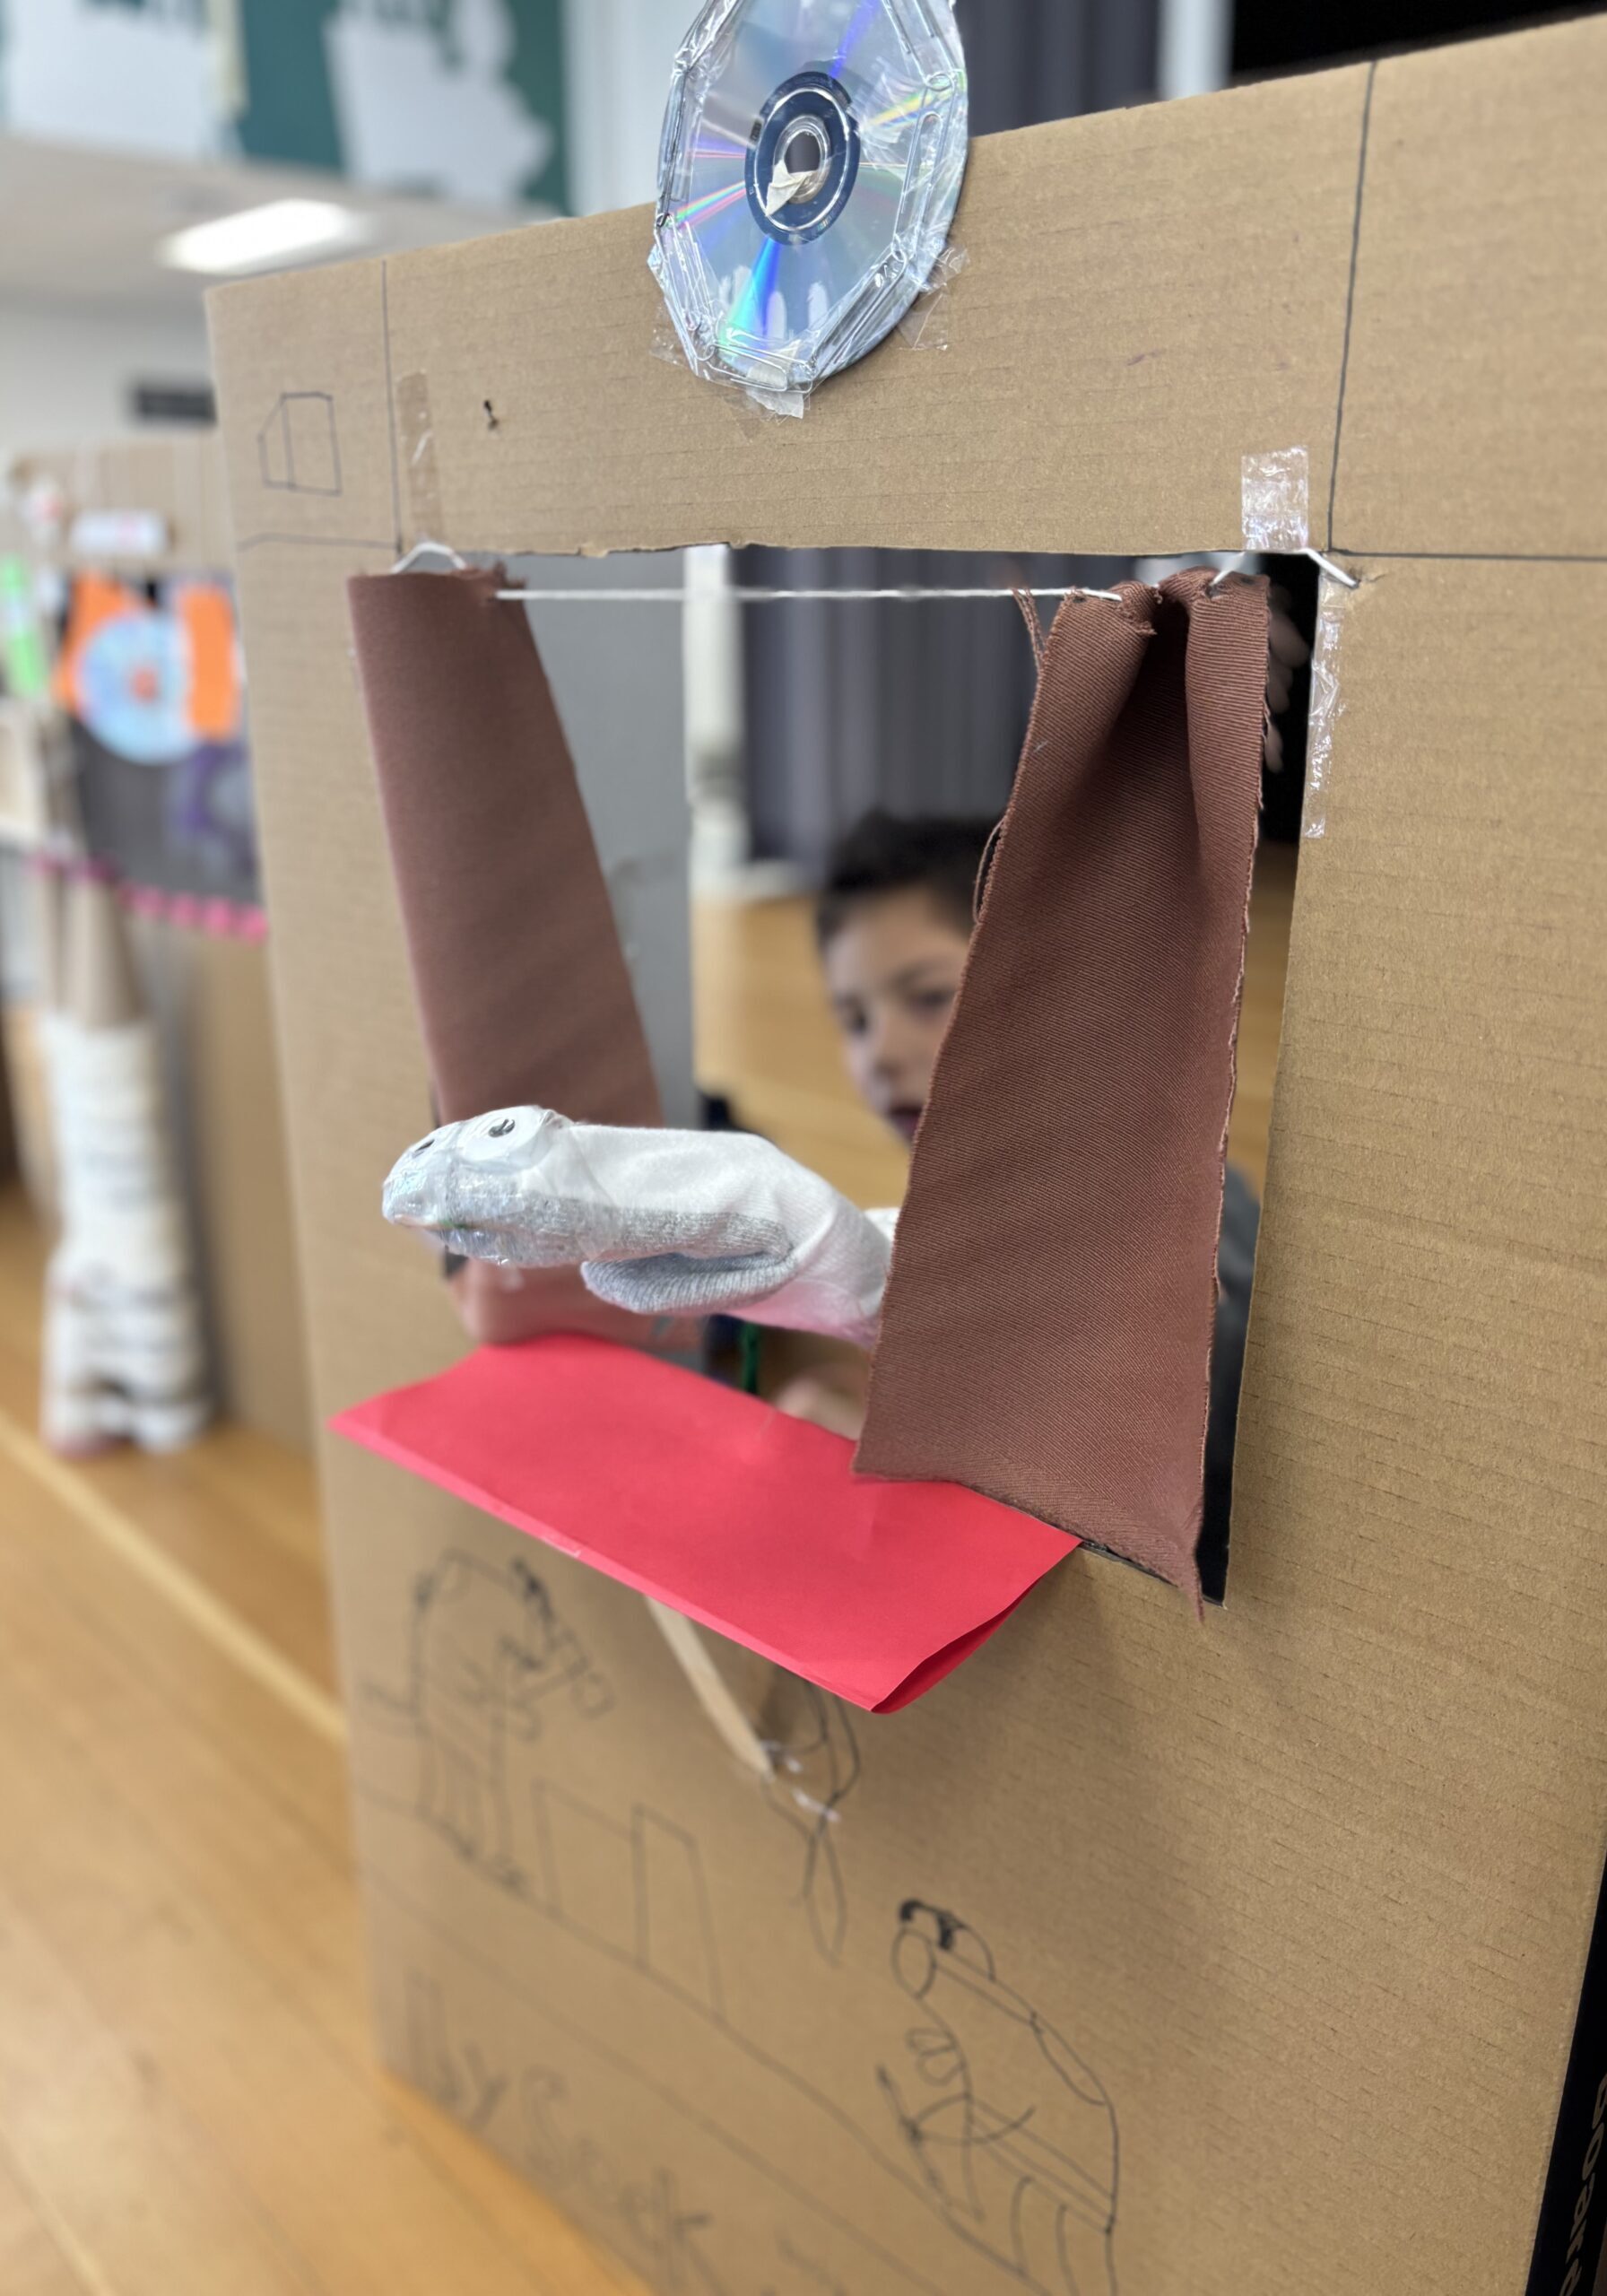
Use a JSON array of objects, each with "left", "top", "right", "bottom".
[{"left": 651, "top": 0, "right": 969, "bottom": 408}]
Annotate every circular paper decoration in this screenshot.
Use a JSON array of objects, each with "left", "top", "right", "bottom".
[
  {"left": 75, "top": 609, "right": 193, "bottom": 767},
  {"left": 651, "top": 0, "right": 969, "bottom": 397}
]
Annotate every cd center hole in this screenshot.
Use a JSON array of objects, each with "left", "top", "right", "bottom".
[{"left": 781, "top": 123, "right": 830, "bottom": 196}]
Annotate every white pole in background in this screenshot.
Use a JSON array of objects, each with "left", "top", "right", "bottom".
[
  {"left": 1142, "top": 0, "right": 1235, "bottom": 589},
  {"left": 683, "top": 544, "right": 751, "bottom": 891},
  {"left": 561, "top": 0, "right": 693, "bottom": 217},
  {"left": 563, "top": 2, "right": 755, "bottom": 892},
  {"left": 1158, "top": 0, "right": 1234, "bottom": 102}
]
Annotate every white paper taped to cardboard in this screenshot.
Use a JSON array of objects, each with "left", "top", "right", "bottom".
[{"left": 1242, "top": 448, "right": 1311, "bottom": 552}]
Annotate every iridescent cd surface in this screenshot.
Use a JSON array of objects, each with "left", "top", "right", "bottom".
[{"left": 651, "top": 0, "right": 969, "bottom": 396}]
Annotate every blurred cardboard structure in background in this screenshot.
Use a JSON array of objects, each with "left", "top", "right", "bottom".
[
  {"left": 209, "top": 18, "right": 1607, "bottom": 2293},
  {"left": 7, "top": 431, "right": 235, "bottom": 572},
  {"left": 0, "top": 430, "right": 309, "bottom": 1448}
]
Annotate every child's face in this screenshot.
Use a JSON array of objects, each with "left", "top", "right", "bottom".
[{"left": 822, "top": 891, "right": 972, "bottom": 1144}]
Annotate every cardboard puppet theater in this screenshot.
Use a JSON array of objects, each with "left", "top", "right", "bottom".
[
  {"left": 0, "top": 434, "right": 309, "bottom": 1449},
  {"left": 208, "top": 16, "right": 1607, "bottom": 2296}
]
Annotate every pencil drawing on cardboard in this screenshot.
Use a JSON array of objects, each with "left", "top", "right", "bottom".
[
  {"left": 360, "top": 1545, "right": 614, "bottom": 1882},
  {"left": 879, "top": 1902, "right": 1119, "bottom": 2296}
]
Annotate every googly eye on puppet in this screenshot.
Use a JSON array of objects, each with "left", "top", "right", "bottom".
[{"left": 456, "top": 1107, "right": 554, "bottom": 1166}]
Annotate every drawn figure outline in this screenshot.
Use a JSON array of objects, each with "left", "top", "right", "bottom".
[
  {"left": 878, "top": 1902, "right": 1119, "bottom": 2296},
  {"left": 760, "top": 1680, "right": 862, "bottom": 1966},
  {"left": 362, "top": 1546, "right": 613, "bottom": 1883}
]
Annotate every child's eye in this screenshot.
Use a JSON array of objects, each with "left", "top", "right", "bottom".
[{"left": 913, "top": 987, "right": 957, "bottom": 1017}]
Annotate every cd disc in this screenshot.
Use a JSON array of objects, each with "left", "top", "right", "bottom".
[
  {"left": 75, "top": 608, "right": 192, "bottom": 768},
  {"left": 652, "top": 0, "right": 969, "bottom": 397}
]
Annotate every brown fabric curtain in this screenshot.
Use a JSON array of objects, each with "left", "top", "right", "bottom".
[
  {"left": 346, "top": 566, "right": 672, "bottom": 1348},
  {"left": 857, "top": 571, "right": 1270, "bottom": 1596}
]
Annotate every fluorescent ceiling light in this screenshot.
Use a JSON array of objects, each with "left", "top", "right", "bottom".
[{"left": 158, "top": 198, "right": 375, "bottom": 276}]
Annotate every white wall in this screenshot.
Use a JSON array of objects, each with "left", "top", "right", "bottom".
[
  {"left": 0, "top": 0, "right": 225, "bottom": 161},
  {"left": 562, "top": 0, "right": 692, "bottom": 215},
  {"left": 0, "top": 294, "right": 211, "bottom": 469},
  {"left": 0, "top": 1, "right": 693, "bottom": 483},
  {"left": 561, "top": 4, "right": 756, "bottom": 883},
  {"left": 517, "top": 549, "right": 699, "bottom": 1126},
  {"left": 0, "top": 0, "right": 565, "bottom": 208},
  {"left": 563, "top": 2, "right": 1236, "bottom": 214}
]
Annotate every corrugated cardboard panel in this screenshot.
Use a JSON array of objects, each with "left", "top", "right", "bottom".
[
  {"left": 0, "top": 428, "right": 311, "bottom": 1444},
  {"left": 217, "top": 263, "right": 400, "bottom": 561},
  {"left": 183, "top": 928, "right": 312, "bottom": 1452},
  {"left": 125, "top": 912, "right": 312, "bottom": 1452},
  {"left": 225, "top": 544, "right": 430, "bottom": 1416},
  {"left": 1332, "top": 18, "right": 1607, "bottom": 556},
  {"left": 209, "top": 17, "right": 1607, "bottom": 2292},
  {"left": 7, "top": 431, "right": 235, "bottom": 571},
  {"left": 1229, "top": 556, "right": 1607, "bottom": 2290},
  {"left": 213, "top": 65, "right": 1368, "bottom": 562},
  {"left": 300, "top": 572, "right": 1606, "bottom": 2296}
]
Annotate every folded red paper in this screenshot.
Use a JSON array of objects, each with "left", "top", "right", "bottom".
[{"left": 331, "top": 1336, "right": 1078, "bottom": 1714}]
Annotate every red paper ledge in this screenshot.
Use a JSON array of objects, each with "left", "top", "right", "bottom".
[{"left": 330, "top": 1335, "right": 1078, "bottom": 1714}]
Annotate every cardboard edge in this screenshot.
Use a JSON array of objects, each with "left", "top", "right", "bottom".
[{"left": 1528, "top": 1830, "right": 1607, "bottom": 2295}]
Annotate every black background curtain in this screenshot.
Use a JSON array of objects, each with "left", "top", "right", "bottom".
[
  {"left": 739, "top": 0, "right": 1162, "bottom": 874},
  {"left": 1231, "top": 0, "right": 1574, "bottom": 76}
]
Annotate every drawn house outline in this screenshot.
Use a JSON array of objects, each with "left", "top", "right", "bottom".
[
  {"left": 529, "top": 1781, "right": 725, "bottom": 2019},
  {"left": 258, "top": 391, "right": 343, "bottom": 496}
]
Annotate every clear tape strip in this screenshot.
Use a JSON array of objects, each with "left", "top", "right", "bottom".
[
  {"left": 1303, "top": 576, "right": 1353, "bottom": 841},
  {"left": 654, "top": 236, "right": 967, "bottom": 411},
  {"left": 1242, "top": 447, "right": 1311, "bottom": 554},
  {"left": 897, "top": 239, "right": 969, "bottom": 352},
  {"left": 395, "top": 371, "right": 443, "bottom": 544}
]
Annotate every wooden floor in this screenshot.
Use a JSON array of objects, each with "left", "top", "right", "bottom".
[
  {"left": 0, "top": 1194, "right": 647, "bottom": 2295},
  {"left": 0, "top": 853, "right": 1297, "bottom": 2293}
]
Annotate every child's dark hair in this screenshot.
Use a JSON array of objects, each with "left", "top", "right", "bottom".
[{"left": 815, "top": 810, "right": 997, "bottom": 948}]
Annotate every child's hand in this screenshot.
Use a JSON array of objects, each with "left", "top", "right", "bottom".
[
  {"left": 772, "top": 1372, "right": 870, "bottom": 1441},
  {"left": 1264, "top": 586, "right": 1312, "bottom": 772}
]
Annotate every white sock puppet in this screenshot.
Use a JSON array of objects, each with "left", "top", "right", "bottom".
[{"left": 384, "top": 1106, "right": 898, "bottom": 1351}]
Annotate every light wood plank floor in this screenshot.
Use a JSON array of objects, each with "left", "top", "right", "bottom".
[
  {"left": 0, "top": 1193, "right": 647, "bottom": 2296},
  {"left": 0, "top": 851, "right": 1296, "bottom": 2292}
]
